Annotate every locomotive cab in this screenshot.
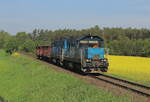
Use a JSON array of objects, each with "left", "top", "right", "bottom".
[{"left": 79, "top": 36, "right": 109, "bottom": 72}]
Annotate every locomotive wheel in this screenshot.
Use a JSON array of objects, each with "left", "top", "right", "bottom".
[
  {"left": 63, "top": 61, "right": 69, "bottom": 69},
  {"left": 37, "top": 56, "right": 40, "bottom": 59},
  {"left": 74, "top": 63, "right": 87, "bottom": 75},
  {"left": 56, "top": 59, "right": 61, "bottom": 66},
  {"left": 100, "top": 67, "right": 108, "bottom": 72}
]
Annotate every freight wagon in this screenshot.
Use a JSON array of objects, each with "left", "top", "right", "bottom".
[{"left": 36, "top": 45, "right": 51, "bottom": 60}]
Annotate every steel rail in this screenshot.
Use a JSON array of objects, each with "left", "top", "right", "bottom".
[
  {"left": 99, "top": 74, "right": 150, "bottom": 89},
  {"left": 89, "top": 74, "right": 150, "bottom": 97}
]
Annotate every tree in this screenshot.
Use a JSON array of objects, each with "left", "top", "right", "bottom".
[
  {"left": 21, "top": 39, "right": 36, "bottom": 52},
  {"left": 0, "top": 31, "right": 11, "bottom": 49},
  {"left": 5, "top": 37, "right": 18, "bottom": 54}
]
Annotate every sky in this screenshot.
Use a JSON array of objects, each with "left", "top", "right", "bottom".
[{"left": 0, "top": 0, "right": 150, "bottom": 34}]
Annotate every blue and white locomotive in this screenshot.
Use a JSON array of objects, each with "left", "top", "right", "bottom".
[{"left": 51, "top": 35, "right": 109, "bottom": 73}]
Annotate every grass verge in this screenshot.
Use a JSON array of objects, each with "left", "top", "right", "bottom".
[{"left": 0, "top": 50, "right": 131, "bottom": 102}]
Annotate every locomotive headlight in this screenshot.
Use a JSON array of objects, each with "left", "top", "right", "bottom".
[
  {"left": 101, "top": 59, "right": 106, "bottom": 62},
  {"left": 103, "top": 59, "right": 107, "bottom": 62},
  {"left": 86, "top": 59, "right": 91, "bottom": 62}
]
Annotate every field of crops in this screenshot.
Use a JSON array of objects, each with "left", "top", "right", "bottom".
[
  {"left": 107, "top": 55, "right": 150, "bottom": 86},
  {"left": 0, "top": 50, "right": 131, "bottom": 102}
]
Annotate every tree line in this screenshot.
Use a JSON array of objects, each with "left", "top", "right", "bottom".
[{"left": 0, "top": 25, "right": 150, "bottom": 57}]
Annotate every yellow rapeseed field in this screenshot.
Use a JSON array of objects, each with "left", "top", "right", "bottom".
[{"left": 107, "top": 55, "right": 150, "bottom": 86}]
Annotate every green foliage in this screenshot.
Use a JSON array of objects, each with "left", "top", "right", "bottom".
[
  {"left": 142, "top": 38, "right": 150, "bottom": 57},
  {"left": 21, "top": 39, "right": 36, "bottom": 52},
  {"left": 0, "top": 31, "right": 11, "bottom": 49},
  {"left": 5, "top": 37, "right": 18, "bottom": 54},
  {"left": 1, "top": 26, "right": 150, "bottom": 57}
]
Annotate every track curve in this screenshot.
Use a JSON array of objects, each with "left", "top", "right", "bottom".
[{"left": 88, "top": 74, "right": 150, "bottom": 97}]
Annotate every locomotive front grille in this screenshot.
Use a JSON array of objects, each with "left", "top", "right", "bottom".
[
  {"left": 93, "top": 54, "right": 100, "bottom": 60},
  {"left": 85, "top": 58, "right": 108, "bottom": 68}
]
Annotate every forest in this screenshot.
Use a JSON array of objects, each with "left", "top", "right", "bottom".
[{"left": 0, "top": 25, "right": 150, "bottom": 57}]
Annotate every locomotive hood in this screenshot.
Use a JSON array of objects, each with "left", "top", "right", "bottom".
[{"left": 86, "top": 48, "right": 104, "bottom": 59}]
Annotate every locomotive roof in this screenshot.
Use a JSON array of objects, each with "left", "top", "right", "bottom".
[
  {"left": 77, "top": 35, "right": 104, "bottom": 41},
  {"left": 53, "top": 35, "right": 104, "bottom": 43},
  {"left": 65, "top": 35, "right": 104, "bottom": 42}
]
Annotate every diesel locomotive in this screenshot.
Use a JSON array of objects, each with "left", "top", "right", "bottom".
[{"left": 36, "top": 35, "right": 109, "bottom": 73}]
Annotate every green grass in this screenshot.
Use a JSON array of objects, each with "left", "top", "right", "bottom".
[{"left": 0, "top": 50, "right": 131, "bottom": 102}]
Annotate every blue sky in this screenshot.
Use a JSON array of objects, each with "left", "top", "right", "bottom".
[{"left": 0, "top": 0, "right": 150, "bottom": 34}]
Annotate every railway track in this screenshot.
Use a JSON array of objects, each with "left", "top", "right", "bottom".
[
  {"left": 21, "top": 52, "right": 150, "bottom": 98},
  {"left": 89, "top": 74, "right": 150, "bottom": 97}
]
